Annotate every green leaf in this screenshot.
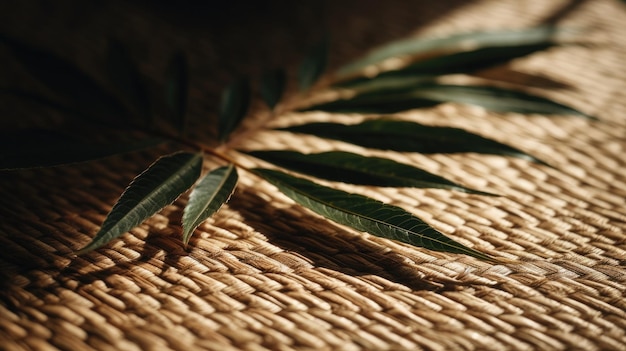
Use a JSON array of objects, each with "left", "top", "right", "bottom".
[
  {"left": 0, "top": 128, "right": 165, "bottom": 170},
  {"left": 301, "top": 88, "right": 439, "bottom": 114},
  {"left": 337, "top": 26, "right": 571, "bottom": 77},
  {"left": 76, "top": 152, "right": 203, "bottom": 254},
  {"left": 106, "top": 38, "right": 151, "bottom": 122},
  {"left": 280, "top": 119, "right": 549, "bottom": 165},
  {"left": 253, "top": 168, "right": 494, "bottom": 261},
  {"left": 1, "top": 35, "right": 128, "bottom": 123},
  {"left": 389, "top": 43, "right": 555, "bottom": 76},
  {"left": 260, "top": 68, "right": 286, "bottom": 109},
  {"left": 298, "top": 37, "right": 329, "bottom": 91},
  {"left": 396, "top": 84, "right": 593, "bottom": 118},
  {"left": 165, "top": 51, "right": 189, "bottom": 133},
  {"left": 218, "top": 77, "right": 251, "bottom": 143},
  {"left": 182, "top": 164, "right": 238, "bottom": 247},
  {"left": 248, "top": 150, "right": 496, "bottom": 196},
  {"left": 304, "top": 84, "right": 593, "bottom": 118},
  {"left": 336, "top": 43, "right": 555, "bottom": 92},
  {"left": 334, "top": 75, "right": 438, "bottom": 95}
]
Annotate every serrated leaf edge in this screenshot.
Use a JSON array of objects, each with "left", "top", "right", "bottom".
[
  {"left": 253, "top": 168, "right": 495, "bottom": 261},
  {"left": 76, "top": 152, "right": 203, "bottom": 254},
  {"left": 182, "top": 164, "right": 238, "bottom": 247}
]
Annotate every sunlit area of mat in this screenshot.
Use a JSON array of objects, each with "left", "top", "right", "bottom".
[{"left": 1, "top": 0, "right": 625, "bottom": 350}]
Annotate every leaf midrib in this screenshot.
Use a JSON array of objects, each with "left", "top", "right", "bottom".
[
  {"left": 282, "top": 153, "right": 454, "bottom": 187},
  {"left": 259, "top": 170, "right": 484, "bottom": 258},
  {"left": 102, "top": 153, "right": 201, "bottom": 232},
  {"left": 185, "top": 164, "right": 235, "bottom": 230}
]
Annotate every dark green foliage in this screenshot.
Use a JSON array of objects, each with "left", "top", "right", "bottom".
[
  {"left": 248, "top": 150, "right": 497, "bottom": 196},
  {"left": 298, "top": 37, "right": 329, "bottom": 91},
  {"left": 280, "top": 120, "right": 549, "bottom": 165},
  {"left": 182, "top": 164, "right": 238, "bottom": 246},
  {"left": 337, "top": 26, "right": 569, "bottom": 77},
  {"left": 261, "top": 68, "right": 287, "bottom": 109},
  {"left": 76, "top": 152, "right": 203, "bottom": 254},
  {"left": 0, "top": 26, "right": 595, "bottom": 262},
  {"left": 218, "top": 77, "right": 251, "bottom": 142},
  {"left": 305, "top": 84, "right": 592, "bottom": 117},
  {"left": 253, "top": 168, "right": 495, "bottom": 261},
  {"left": 336, "top": 43, "right": 555, "bottom": 89}
]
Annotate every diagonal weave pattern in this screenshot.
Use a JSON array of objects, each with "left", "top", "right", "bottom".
[{"left": 1, "top": 0, "right": 626, "bottom": 350}]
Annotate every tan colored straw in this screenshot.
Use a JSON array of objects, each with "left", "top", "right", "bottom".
[{"left": 1, "top": 0, "right": 625, "bottom": 350}]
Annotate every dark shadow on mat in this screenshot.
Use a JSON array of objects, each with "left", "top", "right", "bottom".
[
  {"left": 0, "top": 0, "right": 589, "bottom": 297},
  {"left": 210, "top": 188, "right": 459, "bottom": 291}
]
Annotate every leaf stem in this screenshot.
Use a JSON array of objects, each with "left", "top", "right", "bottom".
[{"left": 142, "top": 126, "right": 256, "bottom": 177}]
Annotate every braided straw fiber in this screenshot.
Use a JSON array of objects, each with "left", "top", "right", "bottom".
[{"left": 1, "top": 0, "right": 626, "bottom": 350}]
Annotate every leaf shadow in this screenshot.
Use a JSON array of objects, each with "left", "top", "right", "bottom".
[{"left": 222, "top": 188, "right": 459, "bottom": 291}]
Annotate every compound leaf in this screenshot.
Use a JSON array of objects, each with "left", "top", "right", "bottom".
[
  {"left": 253, "top": 168, "right": 494, "bottom": 261},
  {"left": 76, "top": 152, "right": 203, "bottom": 254},
  {"left": 182, "top": 164, "right": 238, "bottom": 246},
  {"left": 248, "top": 150, "right": 496, "bottom": 196},
  {"left": 382, "top": 43, "right": 554, "bottom": 76},
  {"left": 301, "top": 89, "right": 439, "bottom": 113}
]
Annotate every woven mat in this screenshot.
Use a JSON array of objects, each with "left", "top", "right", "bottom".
[{"left": 1, "top": 0, "right": 626, "bottom": 350}]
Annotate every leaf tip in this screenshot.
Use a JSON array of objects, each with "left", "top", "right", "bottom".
[
  {"left": 469, "top": 189, "right": 501, "bottom": 197},
  {"left": 74, "top": 244, "right": 95, "bottom": 256},
  {"left": 181, "top": 228, "right": 193, "bottom": 248},
  {"left": 298, "top": 36, "right": 330, "bottom": 91},
  {"left": 218, "top": 77, "right": 251, "bottom": 143},
  {"left": 260, "top": 68, "right": 286, "bottom": 110}
]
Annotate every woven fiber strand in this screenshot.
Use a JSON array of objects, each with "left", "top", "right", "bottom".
[{"left": 1, "top": 0, "right": 626, "bottom": 350}]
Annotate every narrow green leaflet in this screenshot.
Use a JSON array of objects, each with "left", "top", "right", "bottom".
[
  {"left": 381, "top": 43, "right": 555, "bottom": 76},
  {"left": 335, "top": 75, "right": 437, "bottom": 95},
  {"left": 248, "top": 150, "right": 496, "bottom": 196},
  {"left": 182, "top": 164, "right": 238, "bottom": 247},
  {"left": 165, "top": 51, "right": 189, "bottom": 133},
  {"left": 0, "top": 128, "right": 165, "bottom": 170},
  {"left": 394, "top": 84, "right": 593, "bottom": 118},
  {"left": 304, "top": 84, "right": 593, "bottom": 118},
  {"left": 218, "top": 77, "right": 251, "bottom": 142},
  {"left": 298, "top": 37, "right": 329, "bottom": 91},
  {"left": 337, "top": 26, "right": 569, "bottom": 77},
  {"left": 253, "top": 168, "right": 494, "bottom": 261},
  {"left": 301, "top": 89, "right": 439, "bottom": 114},
  {"left": 260, "top": 68, "right": 286, "bottom": 109},
  {"left": 281, "top": 119, "right": 549, "bottom": 165},
  {"left": 106, "top": 38, "right": 151, "bottom": 122},
  {"left": 1, "top": 35, "right": 128, "bottom": 123},
  {"left": 76, "top": 152, "right": 203, "bottom": 254},
  {"left": 336, "top": 43, "right": 555, "bottom": 92}
]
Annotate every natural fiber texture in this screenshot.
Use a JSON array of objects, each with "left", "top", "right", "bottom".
[{"left": 1, "top": 0, "right": 626, "bottom": 350}]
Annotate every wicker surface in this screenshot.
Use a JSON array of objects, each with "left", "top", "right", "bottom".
[{"left": 1, "top": 0, "right": 626, "bottom": 350}]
